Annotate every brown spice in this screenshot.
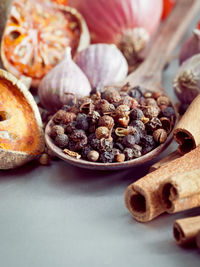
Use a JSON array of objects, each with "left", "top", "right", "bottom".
[
  {"left": 95, "top": 126, "right": 110, "bottom": 139},
  {"left": 98, "top": 115, "right": 114, "bottom": 129},
  {"left": 173, "top": 216, "right": 200, "bottom": 246},
  {"left": 124, "top": 146, "right": 200, "bottom": 222},
  {"left": 87, "top": 150, "right": 99, "bottom": 162},
  {"left": 63, "top": 149, "right": 81, "bottom": 159},
  {"left": 153, "top": 129, "right": 167, "bottom": 143},
  {"left": 116, "top": 153, "right": 125, "bottom": 162},
  {"left": 157, "top": 95, "right": 170, "bottom": 106},
  {"left": 39, "top": 153, "right": 51, "bottom": 165}
]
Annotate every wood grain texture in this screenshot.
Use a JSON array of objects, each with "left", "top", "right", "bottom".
[{"left": 122, "top": 0, "right": 200, "bottom": 92}]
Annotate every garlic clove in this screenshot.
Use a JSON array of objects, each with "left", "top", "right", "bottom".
[
  {"left": 173, "top": 54, "right": 200, "bottom": 105},
  {"left": 38, "top": 48, "right": 91, "bottom": 113},
  {"left": 75, "top": 44, "right": 128, "bottom": 92}
]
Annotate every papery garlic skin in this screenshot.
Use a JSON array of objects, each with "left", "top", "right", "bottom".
[
  {"left": 179, "top": 29, "right": 200, "bottom": 65},
  {"left": 174, "top": 54, "right": 200, "bottom": 105},
  {"left": 38, "top": 48, "right": 91, "bottom": 113},
  {"left": 75, "top": 44, "right": 128, "bottom": 92},
  {"left": 69, "top": 0, "right": 162, "bottom": 69}
]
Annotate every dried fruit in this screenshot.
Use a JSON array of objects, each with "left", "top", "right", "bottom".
[
  {"left": 2, "top": 0, "right": 90, "bottom": 87},
  {"left": 0, "top": 69, "right": 44, "bottom": 169}
]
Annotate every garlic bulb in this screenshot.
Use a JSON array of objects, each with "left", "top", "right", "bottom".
[
  {"left": 173, "top": 54, "right": 200, "bottom": 105},
  {"left": 69, "top": 0, "right": 162, "bottom": 69},
  {"left": 38, "top": 48, "right": 91, "bottom": 113},
  {"left": 179, "top": 29, "right": 200, "bottom": 65},
  {"left": 75, "top": 44, "right": 128, "bottom": 92}
]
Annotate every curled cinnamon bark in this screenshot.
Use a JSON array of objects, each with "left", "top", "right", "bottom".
[
  {"left": 196, "top": 230, "right": 200, "bottom": 248},
  {"left": 173, "top": 216, "right": 200, "bottom": 246},
  {"left": 174, "top": 94, "right": 200, "bottom": 154},
  {"left": 160, "top": 169, "right": 200, "bottom": 213},
  {"left": 124, "top": 146, "right": 200, "bottom": 222}
]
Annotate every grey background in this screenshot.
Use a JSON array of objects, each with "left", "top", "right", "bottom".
[{"left": 0, "top": 15, "right": 200, "bottom": 267}]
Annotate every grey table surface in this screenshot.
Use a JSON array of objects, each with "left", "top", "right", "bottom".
[{"left": 1, "top": 16, "right": 200, "bottom": 267}]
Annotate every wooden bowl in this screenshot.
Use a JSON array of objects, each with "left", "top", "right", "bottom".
[{"left": 45, "top": 117, "right": 175, "bottom": 171}]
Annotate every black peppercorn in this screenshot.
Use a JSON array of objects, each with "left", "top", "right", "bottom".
[
  {"left": 132, "top": 128, "right": 141, "bottom": 144},
  {"left": 114, "top": 142, "right": 124, "bottom": 151},
  {"left": 55, "top": 134, "right": 69, "bottom": 148},
  {"left": 76, "top": 113, "right": 89, "bottom": 131},
  {"left": 70, "top": 129, "right": 87, "bottom": 143},
  {"left": 65, "top": 121, "right": 77, "bottom": 134},
  {"left": 146, "top": 117, "right": 162, "bottom": 132},
  {"left": 128, "top": 86, "right": 142, "bottom": 100},
  {"left": 140, "top": 135, "right": 156, "bottom": 154},
  {"left": 50, "top": 125, "right": 64, "bottom": 139},
  {"left": 130, "top": 120, "right": 145, "bottom": 133},
  {"left": 99, "top": 151, "right": 114, "bottom": 163},
  {"left": 124, "top": 148, "right": 134, "bottom": 160},
  {"left": 81, "top": 145, "right": 93, "bottom": 159},
  {"left": 132, "top": 145, "right": 142, "bottom": 158},
  {"left": 161, "top": 106, "right": 175, "bottom": 118},
  {"left": 102, "top": 87, "right": 121, "bottom": 104},
  {"left": 130, "top": 108, "right": 144, "bottom": 120},
  {"left": 99, "top": 138, "right": 113, "bottom": 152},
  {"left": 91, "top": 138, "right": 100, "bottom": 150},
  {"left": 123, "top": 135, "right": 136, "bottom": 148}
]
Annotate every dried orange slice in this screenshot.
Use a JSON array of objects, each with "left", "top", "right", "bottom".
[
  {"left": 1, "top": 0, "right": 89, "bottom": 87},
  {"left": 0, "top": 69, "right": 44, "bottom": 169}
]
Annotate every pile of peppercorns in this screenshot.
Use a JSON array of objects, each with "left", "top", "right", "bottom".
[{"left": 49, "top": 85, "right": 176, "bottom": 163}]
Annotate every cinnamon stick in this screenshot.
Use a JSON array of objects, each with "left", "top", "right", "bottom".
[
  {"left": 160, "top": 169, "right": 200, "bottom": 214},
  {"left": 173, "top": 216, "right": 200, "bottom": 246},
  {"left": 195, "top": 230, "right": 200, "bottom": 248},
  {"left": 124, "top": 145, "right": 200, "bottom": 222},
  {"left": 149, "top": 150, "right": 180, "bottom": 172},
  {"left": 174, "top": 94, "right": 200, "bottom": 155}
]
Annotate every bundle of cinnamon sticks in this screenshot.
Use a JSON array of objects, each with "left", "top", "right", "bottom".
[{"left": 125, "top": 94, "right": 200, "bottom": 226}]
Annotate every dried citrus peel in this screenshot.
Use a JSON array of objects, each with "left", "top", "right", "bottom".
[
  {"left": 2, "top": 0, "right": 82, "bottom": 85},
  {"left": 0, "top": 77, "right": 42, "bottom": 154}
]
